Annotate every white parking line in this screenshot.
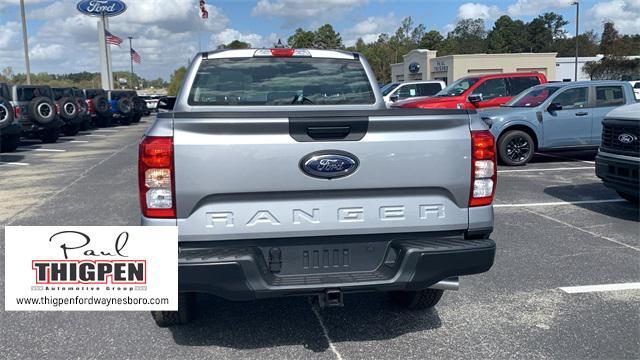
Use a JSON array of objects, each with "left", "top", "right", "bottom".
[
  {"left": 85, "top": 134, "right": 107, "bottom": 137},
  {"left": 0, "top": 161, "right": 30, "bottom": 166},
  {"left": 535, "top": 152, "right": 595, "bottom": 164},
  {"left": 498, "top": 166, "right": 593, "bottom": 173},
  {"left": 309, "top": 298, "right": 343, "bottom": 360},
  {"left": 94, "top": 129, "right": 118, "bottom": 133},
  {"left": 560, "top": 282, "right": 640, "bottom": 294},
  {"left": 68, "top": 140, "right": 89, "bottom": 143},
  {"left": 523, "top": 207, "right": 640, "bottom": 252},
  {"left": 494, "top": 199, "right": 626, "bottom": 207},
  {"left": 21, "top": 148, "right": 66, "bottom": 152}
]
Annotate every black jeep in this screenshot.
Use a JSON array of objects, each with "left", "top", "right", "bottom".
[{"left": 11, "top": 85, "right": 63, "bottom": 143}]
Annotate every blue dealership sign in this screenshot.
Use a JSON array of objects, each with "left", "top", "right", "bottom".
[{"left": 77, "top": 0, "right": 127, "bottom": 17}]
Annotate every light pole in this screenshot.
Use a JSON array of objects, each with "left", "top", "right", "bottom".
[
  {"left": 572, "top": 1, "right": 579, "bottom": 81},
  {"left": 19, "top": 0, "right": 31, "bottom": 84}
]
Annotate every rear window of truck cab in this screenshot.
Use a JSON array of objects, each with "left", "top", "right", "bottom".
[{"left": 188, "top": 57, "right": 376, "bottom": 106}]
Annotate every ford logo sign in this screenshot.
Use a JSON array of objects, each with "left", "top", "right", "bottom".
[
  {"left": 300, "top": 151, "right": 359, "bottom": 179},
  {"left": 408, "top": 62, "right": 420, "bottom": 73},
  {"left": 618, "top": 133, "right": 637, "bottom": 144},
  {"left": 77, "top": 0, "right": 127, "bottom": 17}
]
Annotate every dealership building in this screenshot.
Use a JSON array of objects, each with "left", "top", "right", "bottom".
[{"left": 390, "top": 50, "right": 557, "bottom": 84}]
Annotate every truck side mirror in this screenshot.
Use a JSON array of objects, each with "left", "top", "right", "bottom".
[
  {"left": 468, "top": 94, "right": 483, "bottom": 103},
  {"left": 547, "top": 103, "right": 562, "bottom": 112},
  {"left": 390, "top": 94, "right": 400, "bottom": 102}
]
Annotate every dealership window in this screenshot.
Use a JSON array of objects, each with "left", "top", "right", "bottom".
[
  {"left": 471, "top": 78, "right": 508, "bottom": 101},
  {"left": 595, "top": 86, "right": 625, "bottom": 107},
  {"left": 553, "top": 87, "right": 588, "bottom": 109}
]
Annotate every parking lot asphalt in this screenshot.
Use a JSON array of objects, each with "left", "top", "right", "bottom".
[{"left": 1, "top": 118, "right": 638, "bottom": 359}]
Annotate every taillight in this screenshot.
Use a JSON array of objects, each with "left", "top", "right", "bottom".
[
  {"left": 14, "top": 106, "right": 21, "bottom": 118},
  {"left": 86, "top": 99, "right": 95, "bottom": 114},
  {"left": 138, "top": 136, "right": 175, "bottom": 218},
  {"left": 54, "top": 103, "right": 60, "bottom": 115},
  {"left": 469, "top": 130, "right": 496, "bottom": 207}
]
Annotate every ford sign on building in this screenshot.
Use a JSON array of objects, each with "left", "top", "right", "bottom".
[{"left": 77, "top": 0, "right": 127, "bottom": 17}]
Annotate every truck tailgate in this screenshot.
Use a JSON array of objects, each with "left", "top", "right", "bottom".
[{"left": 173, "top": 109, "right": 472, "bottom": 241}]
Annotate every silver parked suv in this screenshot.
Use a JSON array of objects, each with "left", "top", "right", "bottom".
[{"left": 141, "top": 48, "right": 497, "bottom": 327}]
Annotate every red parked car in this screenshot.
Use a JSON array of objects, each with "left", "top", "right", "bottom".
[{"left": 393, "top": 72, "right": 547, "bottom": 110}]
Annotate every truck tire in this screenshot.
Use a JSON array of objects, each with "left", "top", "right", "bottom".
[
  {"left": 29, "top": 97, "right": 56, "bottom": 125},
  {"left": 39, "top": 127, "right": 59, "bottom": 143},
  {"left": 0, "top": 133, "right": 20, "bottom": 153},
  {"left": 0, "top": 97, "right": 15, "bottom": 129},
  {"left": 151, "top": 293, "right": 195, "bottom": 327},
  {"left": 498, "top": 130, "right": 534, "bottom": 166},
  {"left": 93, "top": 96, "right": 110, "bottom": 116},
  {"left": 389, "top": 288, "right": 444, "bottom": 310},
  {"left": 58, "top": 97, "right": 77, "bottom": 121},
  {"left": 119, "top": 115, "right": 132, "bottom": 126},
  {"left": 617, "top": 191, "right": 639, "bottom": 204},
  {"left": 117, "top": 97, "right": 133, "bottom": 115}
]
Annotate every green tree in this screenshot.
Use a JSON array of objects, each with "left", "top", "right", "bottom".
[
  {"left": 440, "top": 18, "right": 487, "bottom": 55},
  {"left": 538, "top": 12, "right": 568, "bottom": 40},
  {"left": 600, "top": 21, "right": 620, "bottom": 55},
  {"left": 526, "top": 18, "right": 553, "bottom": 52},
  {"left": 583, "top": 57, "right": 640, "bottom": 80},
  {"left": 219, "top": 40, "right": 251, "bottom": 49},
  {"left": 287, "top": 28, "right": 315, "bottom": 48},
  {"left": 167, "top": 66, "right": 187, "bottom": 96},
  {"left": 486, "top": 15, "right": 528, "bottom": 53},
  {"left": 551, "top": 30, "right": 599, "bottom": 56},
  {"left": 313, "top": 24, "right": 343, "bottom": 49},
  {"left": 419, "top": 30, "right": 444, "bottom": 50}
]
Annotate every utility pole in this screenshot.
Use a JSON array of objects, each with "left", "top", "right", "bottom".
[
  {"left": 573, "top": 1, "right": 579, "bottom": 81},
  {"left": 19, "top": 0, "right": 31, "bottom": 84},
  {"left": 128, "top": 36, "right": 135, "bottom": 89}
]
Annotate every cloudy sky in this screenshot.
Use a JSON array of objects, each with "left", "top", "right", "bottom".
[{"left": 0, "top": 0, "right": 638, "bottom": 80}]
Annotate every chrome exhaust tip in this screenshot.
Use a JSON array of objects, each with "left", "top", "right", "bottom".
[{"left": 429, "top": 277, "right": 459, "bottom": 291}]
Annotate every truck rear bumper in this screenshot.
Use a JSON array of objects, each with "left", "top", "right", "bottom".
[{"left": 177, "top": 232, "right": 495, "bottom": 301}]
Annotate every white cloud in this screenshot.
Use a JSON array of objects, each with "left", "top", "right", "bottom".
[
  {"left": 210, "top": 29, "right": 279, "bottom": 48},
  {"left": 252, "top": 0, "right": 369, "bottom": 24},
  {"left": 0, "top": 21, "right": 18, "bottom": 49},
  {"left": 343, "top": 14, "right": 399, "bottom": 45},
  {"left": 458, "top": 2, "right": 502, "bottom": 20},
  {"left": 586, "top": 0, "right": 640, "bottom": 35},
  {"left": 0, "top": 0, "right": 230, "bottom": 79},
  {"left": 507, "top": 0, "right": 574, "bottom": 16}
]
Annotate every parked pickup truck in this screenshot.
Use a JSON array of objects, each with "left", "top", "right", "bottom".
[
  {"left": 479, "top": 80, "right": 637, "bottom": 165},
  {"left": 141, "top": 48, "right": 497, "bottom": 327},
  {"left": 596, "top": 103, "right": 640, "bottom": 203},
  {"left": 381, "top": 80, "right": 445, "bottom": 107},
  {"left": 393, "top": 72, "right": 547, "bottom": 110}
]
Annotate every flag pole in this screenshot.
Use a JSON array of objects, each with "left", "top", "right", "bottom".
[
  {"left": 101, "top": 12, "right": 112, "bottom": 89},
  {"left": 128, "top": 36, "right": 135, "bottom": 90}
]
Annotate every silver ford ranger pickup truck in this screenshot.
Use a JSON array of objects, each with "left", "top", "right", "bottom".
[{"left": 140, "top": 48, "right": 496, "bottom": 327}]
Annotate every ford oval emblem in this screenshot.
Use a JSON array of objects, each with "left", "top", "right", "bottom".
[
  {"left": 77, "top": 0, "right": 127, "bottom": 17},
  {"left": 300, "top": 151, "right": 359, "bottom": 179},
  {"left": 618, "top": 133, "right": 637, "bottom": 144},
  {"left": 408, "top": 62, "right": 420, "bottom": 73}
]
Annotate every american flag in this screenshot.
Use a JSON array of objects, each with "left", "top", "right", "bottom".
[
  {"left": 105, "top": 30, "right": 122, "bottom": 46},
  {"left": 130, "top": 48, "right": 141, "bottom": 64},
  {"left": 199, "top": 0, "right": 208, "bottom": 19}
]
